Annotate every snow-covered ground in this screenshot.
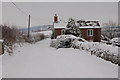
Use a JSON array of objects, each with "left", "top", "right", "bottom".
[
  {"left": 2, "top": 38, "right": 118, "bottom": 78},
  {"left": 31, "top": 30, "right": 52, "bottom": 37}
]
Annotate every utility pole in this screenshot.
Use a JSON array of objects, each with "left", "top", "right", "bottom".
[{"left": 28, "top": 15, "right": 30, "bottom": 38}]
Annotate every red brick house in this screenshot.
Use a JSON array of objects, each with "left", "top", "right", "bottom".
[
  {"left": 53, "top": 14, "right": 101, "bottom": 42},
  {"left": 77, "top": 20, "right": 101, "bottom": 42}
]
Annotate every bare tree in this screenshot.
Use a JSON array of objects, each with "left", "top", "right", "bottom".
[{"left": 102, "top": 21, "right": 118, "bottom": 39}]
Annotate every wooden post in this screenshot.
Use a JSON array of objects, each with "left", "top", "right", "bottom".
[{"left": 28, "top": 15, "right": 30, "bottom": 37}]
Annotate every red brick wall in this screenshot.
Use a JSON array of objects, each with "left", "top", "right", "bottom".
[
  {"left": 55, "top": 28, "right": 101, "bottom": 42},
  {"left": 80, "top": 28, "right": 101, "bottom": 42},
  {"left": 55, "top": 29, "right": 62, "bottom": 38},
  {"left": 93, "top": 28, "right": 101, "bottom": 42}
]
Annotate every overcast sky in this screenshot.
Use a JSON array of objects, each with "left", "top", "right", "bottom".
[{"left": 2, "top": 2, "right": 118, "bottom": 28}]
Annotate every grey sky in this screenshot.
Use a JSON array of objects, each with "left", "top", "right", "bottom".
[{"left": 2, "top": 2, "right": 118, "bottom": 28}]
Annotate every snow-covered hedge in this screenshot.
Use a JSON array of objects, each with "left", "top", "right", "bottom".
[
  {"left": 72, "top": 40, "right": 119, "bottom": 65},
  {"left": 4, "top": 42, "right": 30, "bottom": 56},
  {"left": 72, "top": 41, "right": 118, "bottom": 55},
  {"left": 31, "top": 30, "right": 52, "bottom": 38},
  {"left": 4, "top": 31, "right": 52, "bottom": 55},
  {"left": 50, "top": 35, "right": 86, "bottom": 49},
  {"left": 25, "top": 31, "right": 52, "bottom": 43},
  {"left": 50, "top": 37, "right": 71, "bottom": 49},
  {"left": 110, "top": 38, "right": 120, "bottom": 47}
]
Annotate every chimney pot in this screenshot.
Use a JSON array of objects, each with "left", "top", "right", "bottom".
[{"left": 54, "top": 14, "right": 58, "bottom": 23}]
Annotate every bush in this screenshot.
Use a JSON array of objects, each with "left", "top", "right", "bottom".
[
  {"left": 51, "top": 30, "right": 56, "bottom": 39},
  {"left": 1, "top": 25, "right": 48, "bottom": 54},
  {"left": 72, "top": 39, "right": 120, "bottom": 65},
  {"left": 25, "top": 33, "right": 46, "bottom": 43},
  {"left": 0, "top": 25, "right": 22, "bottom": 54},
  {"left": 50, "top": 35, "right": 85, "bottom": 49}
]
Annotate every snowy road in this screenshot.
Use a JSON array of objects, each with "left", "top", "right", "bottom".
[{"left": 2, "top": 38, "right": 118, "bottom": 78}]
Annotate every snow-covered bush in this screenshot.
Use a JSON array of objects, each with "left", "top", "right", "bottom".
[
  {"left": 50, "top": 39, "right": 59, "bottom": 48},
  {"left": 64, "top": 18, "right": 80, "bottom": 37},
  {"left": 50, "top": 37, "right": 71, "bottom": 49},
  {"left": 110, "top": 38, "right": 119, "bottom": 43},
  {"left": 26, "top": 30, "right": 52, "bottom": 43},
  {"left": 110, "top": 38, "right": 120, "bottom": 47},
  {"left": 4, "top": 44, "right": 13, "bottom": 55},
  {"left": 72, "top": 40, "right": 119, "bottom": 65},
  {"left": 25, "top": 33, "right": 45, "bottom": 43},
  {"left": 50, "top": 35, "right": 86, "bottom": 49}
]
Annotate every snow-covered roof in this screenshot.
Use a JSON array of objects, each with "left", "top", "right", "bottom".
[
  {"left": 0, "top": 39, "right": 3, "bottom": 42},
  {"left": 54, "top": 21, "right": 101, "bottom": 29},
  {"left": 79, "top": 26, "right": 101, "bottom": 29},
  {"left": 77, "top": 20, "right": 100, "bottom": 27},
  {"left": 54, "top": 22, "right": 67, "bottom": 29}
]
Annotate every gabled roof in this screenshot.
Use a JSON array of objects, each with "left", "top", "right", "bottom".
[
  {"left": 54, "top": 20, "right": 101, "bottom": 29},
  {"left": 77, "top": 20, "right": 100, "bottom": 27},
  {"left": 79, "top": 26, "right": 101, "bottom": 29}
]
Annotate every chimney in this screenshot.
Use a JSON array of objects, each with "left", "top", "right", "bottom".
[{"left": 54, "top": 14, "right": 58, "bottom": 23}]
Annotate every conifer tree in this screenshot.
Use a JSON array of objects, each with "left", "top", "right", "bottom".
[{"left": 65, "top": 18, "right": 80, "bottom": 37}]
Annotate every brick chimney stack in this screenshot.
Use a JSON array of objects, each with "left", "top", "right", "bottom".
[{"left": 54, "top": 14, "right": 58, "bottom": 23}]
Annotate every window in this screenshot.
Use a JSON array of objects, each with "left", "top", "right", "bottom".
[
  {"left": 61, "top": 29, "right": 65, "bottom": 34},
  {"left": 87, "top": 29, "right": 93, "bottom": 36}
]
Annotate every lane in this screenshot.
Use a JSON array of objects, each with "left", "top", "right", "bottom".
[{"left": 2, "top": 38, "right": 118, "bottom": 78}]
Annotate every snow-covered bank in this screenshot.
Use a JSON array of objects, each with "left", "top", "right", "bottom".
[
  {"left": 2, "top": 38, "right": 118, "bottom": 78},
  {"left": 3, "top": 30, "right": 52, "bottom": 55}
]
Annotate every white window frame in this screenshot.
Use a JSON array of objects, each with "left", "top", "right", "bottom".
[{"left": 87, "top": 29, "right": 93, "bottom": 36}]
